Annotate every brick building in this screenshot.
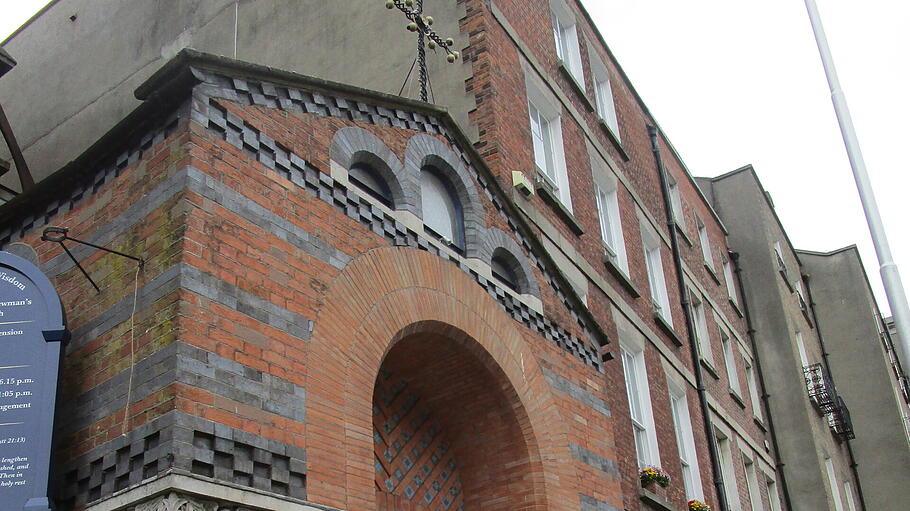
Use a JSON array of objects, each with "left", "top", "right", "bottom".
[{"left": 0, "top": 1, "right": 903, "bottom": 511}]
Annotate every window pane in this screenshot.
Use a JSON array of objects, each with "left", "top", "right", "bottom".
[
  {"left": 699, "top": 222, "right": 713, "bottom": 268},
  {"left": 723, "top": 334, "right": 741, "bottom": 394},
  {"left": 825, "top": 458, "right": 845, "bottom": 511},
  {"left": 724, "top": 259, "right": 738, "bottom": 302},
  {"left": 670, "top": 181, "right": 684, "bottom": 225},
  {"left": 623, "top": 351, "right": 643, "bottom": 422},
  {"left": 746, "top": 361, "right": 763, "bottom": 419},
  {"left": 634, "top": 425, "right": 649, "bottom": 468},
  {"left": 349, "top": 162, "right": 392, "bottom": 206},
  {"left": 491, "top": 256, "right": 519, "bottom": 292},
  {"left": 551, "top": 13, "right": 564, "bottom": 61},
  {"left": 596, "top": 186, "right": 615, "bottom": 250},
  {"left": 420, "top": 169, "right": 460, "bottom": 245},
  {"left": 529, "top": 104, "right": 547, "bottom": 173}
]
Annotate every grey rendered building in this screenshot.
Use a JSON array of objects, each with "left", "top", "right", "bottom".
[
  {"left": 697, "top": 165, "right": 898, "bottom": 511},
  {"left": 799, "top": 248, "right": 910, "bottom": 510}
]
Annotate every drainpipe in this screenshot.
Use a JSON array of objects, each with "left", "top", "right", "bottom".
[
  {"left": 648, "top": 126, "right": 729, "bottom": 511},
  {"left": 729, "top": 251, "right": 794, "bottom": 511},
  {"left": 802, "top": 273, "right": 869, "bottom": 511}
]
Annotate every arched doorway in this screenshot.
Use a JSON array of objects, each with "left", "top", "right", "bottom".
[
  {"left": 373, "top": 325, "right": 540, "bottom": 511},
  {"left": 304, "top": 247, "right": 576, "bottom": 511}
]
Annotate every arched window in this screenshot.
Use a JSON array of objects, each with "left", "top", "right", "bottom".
[
  {"left": 491, "top": 254, "right": 520, "bottom": 292},
  {"left": 420, "top": 166, "right": 463, "bottom": 249},
  {"left": 349, "top": 161, "right": 393, "bottom": 207}
]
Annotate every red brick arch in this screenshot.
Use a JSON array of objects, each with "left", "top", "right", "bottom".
[{"left": 304, "top": 246, "right": 576, "bottom": 511}]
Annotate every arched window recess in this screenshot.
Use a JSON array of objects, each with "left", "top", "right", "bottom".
[{"left": 420, "top": 165, "right": 465, "bottom": 252}]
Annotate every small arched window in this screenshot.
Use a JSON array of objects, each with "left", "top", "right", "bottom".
[
  {"left": 349, "top": 162, "right": 393, "bottom": 207},
  {"left": 420, "top": 166, "right": 463, "bottom": 248},
  {"left": 491, "top": 254, "right": 520, "bottom": 292}
]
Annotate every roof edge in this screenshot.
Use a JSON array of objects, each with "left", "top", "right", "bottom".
[
  {"left": 795, "top": 245, "right": 860, "bottom": 257},
  {"left": 707, "top": 164, "right": 813, "bottom": 269},
  {"left": 0, "top": 0, "right": 63, "bottom": 46},
  {"left": 137, "top": 49, "right": 449, "bottom": 117}
]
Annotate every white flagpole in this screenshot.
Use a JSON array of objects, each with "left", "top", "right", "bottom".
[{"left": 802, "top": 0, "right": 910, "bottom": 370}]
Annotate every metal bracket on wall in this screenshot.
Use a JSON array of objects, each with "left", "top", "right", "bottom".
[{"left": 41, "top": 227, "right": 144, "bottom": 293}]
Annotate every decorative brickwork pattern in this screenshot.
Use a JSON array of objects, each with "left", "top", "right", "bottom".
[
  {"left": 0, "top": 110, "right": 184, "bottom": 246},
  {"left": 373, "top": 371, "right": 464, "bottom": 511},
  {"left": 56, "top": 411, "right": 306, "bottom": 509},
  {"left": 199, "top": 89, "right": 601, "bottom": 372},
  {"left": 329, "top": 127, "right": 414, "bottom": 214},
  {"left": 195, "top": 69, "right": 599, "bottom": 345},
  {"left": 188, "top": 430, "right": 306, "bottom": 499}
]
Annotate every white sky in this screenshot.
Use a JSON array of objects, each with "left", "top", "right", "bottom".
[
  {"left": 582, "top": 0, "right": 909, "bottom": 317},
  {"left": 2, "top": 1, "right": 908, "bottom": 315}
]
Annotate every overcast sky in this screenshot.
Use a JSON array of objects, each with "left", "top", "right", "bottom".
[
  {"left": 2, "top": 1, "right": 907, "bottom": 317},
  {"left": 582, "top": 0, "right": 909, "bottom": 317}
]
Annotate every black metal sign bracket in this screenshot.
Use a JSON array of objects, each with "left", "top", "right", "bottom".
[{"left": 41, "top": 227, "right": 144, "bottom": 293}]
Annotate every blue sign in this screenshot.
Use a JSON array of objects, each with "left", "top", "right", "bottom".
[{"left": 0, "top": 252, "right": 68, "bottom": 511}]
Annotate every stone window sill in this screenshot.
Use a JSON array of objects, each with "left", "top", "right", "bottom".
[
  {"left": 729, "top": 297, "right": 743, "bottom": 318},
  {"left": 675, "top": 223, "right": 693, "bottom": 247},
  {"left": 597, "top": 118, "right": 629, "bottom": 162},
  {"left": 730, "top": 389, "right": 746, "bottom": 408},
  {"left": 557, "top": 60, "right": 595, "bottom": 112},
  {"left": 700, "top": 358, "right": 720, "bottom": 380},
  {"left": 535, "top": 179, "right": 584, "bottom": 236},
  {"left": 704, "top": 263, "right": 721, "bottom": 285},
  {"left": 603, "top": 254, "right": 641, "bottom": 298},
  {"left": 639, "top": 487, "right": 675, "bottom": 511},
  {"left": 654, "top": 310, "right": 683, "bottom": 347}
]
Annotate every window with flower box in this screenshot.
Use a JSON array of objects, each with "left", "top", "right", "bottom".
[
  {"left": 622, "top": 346, "right": 660, "bottom": 469},
  {"left": 669, "top": 382, "right": 703, "bottom": 500}
]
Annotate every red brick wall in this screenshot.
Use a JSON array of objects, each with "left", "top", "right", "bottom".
[{"left": 458, "top": 0, "right": 776, "bottom": 509}]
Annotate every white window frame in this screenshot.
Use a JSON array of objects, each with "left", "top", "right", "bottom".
[
  {"left": 588, "top": 46, "right": 620, "bottom": 139},
  {"left": 825, "top": 458, "right": 845, "bottom": 511},
  {"left": 794, "top": 278, "right": 807, "bottom": 310},
  {"left": 765, "top": 477, "right": 783, "bottom": 511},
  {"left": 525, "top": 65, "right": 572, "bottom": 210},
  {"left": 744, "top": 356, "right": 763, "bottom": 420},
  {"left": 594, "top": 167, "right": 627, "bottom": 273},
  {"left": 641, "top": 221, "right": 672, "bottom": 325},
  {"left": 697, "top": 218, "right": 714, "bottom": 270},
  {"left": 420, "top": 168, "right": 463, "bottom": 247},
  {"left": 742, "top": 452, "right": 764, "bottom": 511},
  {"left": 844, "top": 481, "right": 858, "bottom": 511},
  {"left": 691, "top": 292, "right": 713, "bottom": 363},
  {"left": 795, "top": 331, "right": 809, "bottom": 368},
  {"left": 621, "top": 346, "right": 660, "bottom": 469},
  {"left": 723, "top": 256, "right": 738, "bottom": 304},
  {"left": 668, "top": 175, "right": 686, "bottom": 228},
  {"left": 721, "top": 328, "right": 742, "bottom": 396},
  {"left": 669, "top": 382, "right": 703, "bottom": 500},
  {"left": 550, "top": 0, "right": 584, "bottom": 83},
  {"left": 773, "top": 241, "right": 786, "bottom": 274},
  {"left": 715, "top": 429, "right": 742, "bottom": 511}
]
